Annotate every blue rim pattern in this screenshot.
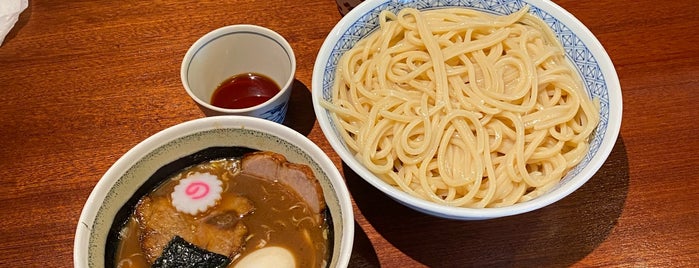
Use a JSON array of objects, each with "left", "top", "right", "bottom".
[{"left": 320, "top": 0, "right": 610, "bottom": 187}]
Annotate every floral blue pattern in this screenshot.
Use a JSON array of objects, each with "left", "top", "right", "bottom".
[
  {"left": 320, "top": 0, "right": 610, "bottom": 184},
  {"left": 260, "top": 101, "right": 289, "bottom": 124}
]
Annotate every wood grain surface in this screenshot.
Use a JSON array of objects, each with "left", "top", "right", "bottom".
[{"left": 1, "top": 0, "right": 697, "bottom": 267}]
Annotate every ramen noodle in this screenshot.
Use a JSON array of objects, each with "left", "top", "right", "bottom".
[{"left": 322, "top": 6, "right": 599, "bottom": 208}]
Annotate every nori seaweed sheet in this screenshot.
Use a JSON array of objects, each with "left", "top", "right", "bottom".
[{"left": 152, "top": 236, "right": 231, "bottom": 268}]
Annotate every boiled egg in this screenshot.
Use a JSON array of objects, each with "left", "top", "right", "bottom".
[{"left": 234, "top": 246, "right": 296, "bottom": 268}]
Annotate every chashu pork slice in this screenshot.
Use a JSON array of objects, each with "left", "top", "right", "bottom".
[
  {"left": 240, "top": 151, "right": 326, "bottom": 216},
  {"left": 134, "top": 194, "right": 254, "bottom": 263}
]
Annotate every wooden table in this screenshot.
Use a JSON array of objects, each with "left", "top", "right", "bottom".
[{"left": 1, "top": 0, "right": 697, "bottom": 267}]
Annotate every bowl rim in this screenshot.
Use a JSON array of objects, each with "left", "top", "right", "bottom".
[
  {"left": 312, "top": 0, "right": 622, "bottom": 220},
  {"left": 74, "top": 116, "right": 354, "bottom": 267}
]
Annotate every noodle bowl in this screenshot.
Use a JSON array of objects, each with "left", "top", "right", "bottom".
[
  {"left": 322, "top": 6, "right": 599, "bottom": 208},
  {"left": 313, "top": 0, "right": 621, "bottom": 219}
]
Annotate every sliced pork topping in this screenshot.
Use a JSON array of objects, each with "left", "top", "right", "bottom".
[
  {"left": 240, "top": 151, "right": 326, "bottom": 215},
  {"left": 134, "top": 194, "right": 253, "bottom": 263}
]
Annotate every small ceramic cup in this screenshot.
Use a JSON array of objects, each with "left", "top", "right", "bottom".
[{"left": 181, "top": 25, "right": 295, "bottom": 123}]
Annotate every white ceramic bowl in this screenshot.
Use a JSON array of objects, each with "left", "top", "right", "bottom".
[
  {"left": 74, "top": 116, "right": 354, "bottom": 267},
  {"left": 312, "top": 0, "right": 622, "bottom": 220}
]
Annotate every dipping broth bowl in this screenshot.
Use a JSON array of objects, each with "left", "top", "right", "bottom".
[
  {"left": 74, "top": 116, "right": 354, "bottom": 267},
  {"left": 312, "top": 0, "right": 622, "bottom": 220}
]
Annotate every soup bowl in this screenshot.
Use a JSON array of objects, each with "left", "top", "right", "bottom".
[
  {"left": 312, "top": 0, "right": 622, "bottom": 220},
  {"left": 74, "top": 116, "right": 354, "bottom": 267}
]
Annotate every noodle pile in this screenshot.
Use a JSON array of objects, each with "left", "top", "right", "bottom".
[{"left": 322, "top": 7, "right": 599, "bottom": 208}]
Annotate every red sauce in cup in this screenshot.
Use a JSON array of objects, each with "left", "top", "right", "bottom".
[{"left": 211, "top": 73, "right": 280, "bottom": 109}]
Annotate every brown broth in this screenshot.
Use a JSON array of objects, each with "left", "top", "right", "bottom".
[
  {"left": 115, "top": 158, "right": 329, "bottom": 268},
  {"left": 211, "top": 73, "right": 280, "bottom": 109}
]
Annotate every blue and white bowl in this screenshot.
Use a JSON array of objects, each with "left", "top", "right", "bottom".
[{"left": 312, "top": 0, "right": 622, "bottom": 220}]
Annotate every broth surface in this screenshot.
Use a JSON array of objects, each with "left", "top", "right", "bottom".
[
  {"left": 211, "top": 72, "right": 280, "bottom": 109},
  {"left": 115, "top": 158, "right": 329, "bottom": 267}
]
